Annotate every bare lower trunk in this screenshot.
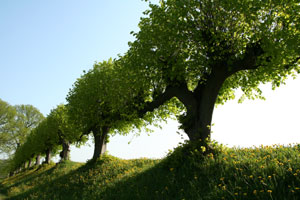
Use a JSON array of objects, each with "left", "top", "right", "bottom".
[
  {"left": 180, "top": 68, "right": 228, "bottom": 144},
  {"left": 9, "top": 171, "right": 14, "bottom": 177},
  {"left": 60, "top": 140, "right": 70, "bottom": 161},
  {"left": 28, "top": 159, "right": 32, "bottom": 168},
  {"left": 45, "top": 148, "right": 51, "bottom": 164},
  {"left": 35, "top": 154, "right": 40, "bottom": 165},
  {"left": 92, "top": 127, "right": 109, "bottom": 161}
]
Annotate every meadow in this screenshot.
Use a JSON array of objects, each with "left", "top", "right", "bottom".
[{"left": 1, "top": 141, "right": 300, "bottom": 200}]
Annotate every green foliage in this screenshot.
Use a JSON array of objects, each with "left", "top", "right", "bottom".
[
  {"left": 119, "top": 0, "right": 300, "bottom": 141},
  {"left": 1, "top": 143, "right": 300, "bottom": 199},
  {"left": 66, "top": 59, "right": 168, "bottom": 143},
  {"left": 10, "top": 104, "right": 87, "bottom": 170},
  {"left": 47, "top": 104, "right": 86, "bottom": 147},
  {"left": 12, "top": 105, "right": 45, "bottom": 147},
  {"left": 0, "top": 99, "right": 16, "bottom": 156},
  {"left": 126, "top": 0, "right": 300, "bottom": 100},
  {"left": 0, "top": 99, "right": 44, "bottom": 161}
]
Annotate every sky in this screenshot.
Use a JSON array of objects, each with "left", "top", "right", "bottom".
[{"left": 1, "top": 1, "right": 299, "bottom": 162}]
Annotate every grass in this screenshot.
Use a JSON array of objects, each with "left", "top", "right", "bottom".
[{"left": 0, "top": 141, "right": 300, "bottom": 200}]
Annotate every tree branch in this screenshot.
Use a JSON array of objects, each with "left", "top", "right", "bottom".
[
  {"left": 229, "top": 42, "right": 264, "bottom": 75},
  {"left": 139, "top": 84, "right": 196, "bottom": 117}
]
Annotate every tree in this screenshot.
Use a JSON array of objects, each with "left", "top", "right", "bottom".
[
  {"left": 67, "top": 60, "right": 150, "bottom": 161},
  {"left": 119, "top": 0, "right": 300, "bottom": 146},
  {"left": 0, "top": 99, "right": 16, "bottom": 156},
  {"left": 47, "top": 104, "right": 85, "bottom": 161},
  {"left": 12, "top": 104, "right": 44, "bottom": 148}
]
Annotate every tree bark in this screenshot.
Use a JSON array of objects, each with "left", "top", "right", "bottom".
[
  {"left": 9, "top": 171, "right": 14, "bottom": 177},
  {"left": 92, "top": 126, "right": 109, "bottom": 161},
  {"left": 182, "top": 67, "right": 229, "bottom": 141},
  {"left": 28, "top": 159, "right": 32, "bottom": 168},
  {"left": 35, "top": 154, "right": 40, "bottom": 165},
  {"left": 140, "top": 42, "right": 265, "bottom": 146},
  {"left": 45, "top": 148, "right": 51, "bottom": 164},
  {"left": 60, "top": 140, "right": 70, "bottom": 161}
]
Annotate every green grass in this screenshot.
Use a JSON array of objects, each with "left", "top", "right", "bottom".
[{"left": 1, "top": 141, "right": 300, "bottom": 200}]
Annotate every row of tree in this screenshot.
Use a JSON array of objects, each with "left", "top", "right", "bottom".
[
  {"left": 9, "top": 60, "right": 175, "bottom": 172},
  {"left": 6, "top": 0, "right": 300, "bottom": 173},
  {"left": 0, "top": 99, "right": 44, "bottom": 158}
]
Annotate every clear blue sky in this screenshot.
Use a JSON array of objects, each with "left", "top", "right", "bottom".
[
  {"left": 0, "top": 0, "right": 151, "bottom": 114},
  {"left": 1, "top": 1, "right": 299, "bottom": 162}
]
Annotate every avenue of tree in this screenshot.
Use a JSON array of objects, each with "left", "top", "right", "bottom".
[{"left": 2, "top": 0, "right": 299, "bottom": 173}]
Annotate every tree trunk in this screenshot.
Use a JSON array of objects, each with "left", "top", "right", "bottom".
[
  {"left": 28, "top": 159, "right": 32, "bottom": 168},
  {"left": 9, "top": 171, "right": 14, "bottom": 177},
  {"left": 180, "top": 68, "right": 229, "bottom": 143},
  {"left": 35, "top": 154, "right": 40, "bottom": 165},
  {"left": 23, "top": 162, "right": 27, "bottom": 169},
  {"left": 45, "top": 148, "right": 51, "bottom": 164},
  {"left": 60, "top": 140, "right": 70, "bottom": 161},
  {"left": 92, "top": 126, "right": 109, "bottom": 161}
]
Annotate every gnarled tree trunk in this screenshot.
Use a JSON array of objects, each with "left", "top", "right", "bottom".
[
  {"left": 92, "top": 126, "right": 109, "bottom": 161},
  {"left": 141, "top": 43, "right": 264, "bottom": 147},
  {"left": 60, "top": 140, "right": 70, "bottom": 161},
  {"left": 28, "top": 159, "right": 32, "bottom": 168},
  {"left": 9, "top": 171, "right": 14, "bottom": 177},
  {"left": 45, "top": 148, "right": 51, "bottom": 164},
  {"left": 181, "top": 68, "right": 228, "bottom": 142},
  {"left": 35, "top": 154, "right": 40, "bottom": 165}
]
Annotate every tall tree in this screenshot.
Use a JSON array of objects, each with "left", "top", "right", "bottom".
[
  {"left": 67, "top": 60, "right": 150, "bottom": 161},
  {"left": 120, "top": 0, "right": 300, "bottom": 146}
]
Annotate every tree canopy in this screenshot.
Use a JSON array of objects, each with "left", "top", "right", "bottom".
[
  {"left": 117, "top": 0, "right": 299, "bottom": 143},
  {"left": 0, "top": 99, "right": 16, "bottom": 156},
  {"left": 66, "top": 60, "right": 156, "bottom": 160},
  {"left": 0, "top": 100, "right": 44, "bottom": 157}
]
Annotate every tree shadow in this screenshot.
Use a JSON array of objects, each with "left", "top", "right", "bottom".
[
  {"left": 5, "top": 160, "right": 109, "bottom": 199},
  {"left": 0, "top": 164, "right": 57, "bottom": 196}
]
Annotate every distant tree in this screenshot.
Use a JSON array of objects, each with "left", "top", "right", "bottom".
[
  {"left": 0, "top": 99, "right": 16, "bottom": 156},
  {"left": 11, "top": 117, "right": 55, "bottom": 170},
  {"left": 120, "top": 0, "right": 300, "bottom": 147},
  {"left": 12, "top": 104, "right": 44, "bottom": 148},
  {"left": 33, "top": 118, "right": 59, "bottom": 164}
]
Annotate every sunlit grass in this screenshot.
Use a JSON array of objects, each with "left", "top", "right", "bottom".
[{"left": 1, "top": 142, "right": 299, "bottom": 199}]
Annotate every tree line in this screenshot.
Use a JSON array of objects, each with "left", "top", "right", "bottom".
[{"left": 1, "top": 0, "right": 299, "bottom": 175}]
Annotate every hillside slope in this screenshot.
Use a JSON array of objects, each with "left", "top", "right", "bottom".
[{"left": 1, "top": 142, "right": 300, "bottom": 200}]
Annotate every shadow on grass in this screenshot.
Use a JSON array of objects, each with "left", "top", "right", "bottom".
[
  {"left": 6, "top": 145, "right": 300, "bottom": 200},
  {"left": 0, "top": 164, "right": 57, "bottom": 196},
  {"left": 7, "top": 155, "right": 213, "bottom": 200}
]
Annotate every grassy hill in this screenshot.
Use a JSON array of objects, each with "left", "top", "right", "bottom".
[{"left": 1, "top": 141, "right": 300, "bottom": 200}]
